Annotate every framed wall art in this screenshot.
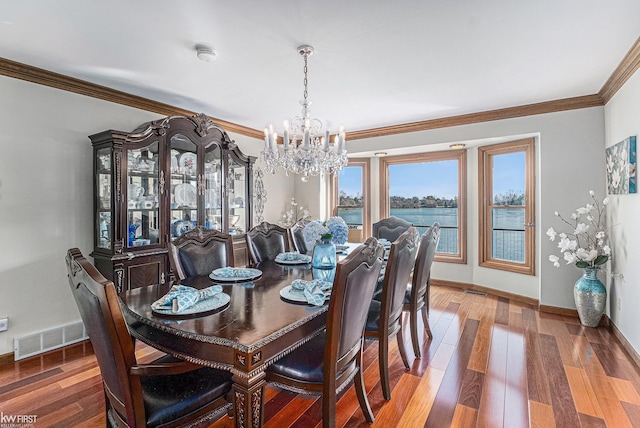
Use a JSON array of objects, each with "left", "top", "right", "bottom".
[{"left": 606, "top": 136, "right": 636, "bottom": 194}]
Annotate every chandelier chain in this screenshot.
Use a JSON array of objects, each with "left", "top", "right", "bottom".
[{"left": 303, "top": 53, "right": 309, "bottom": 102}]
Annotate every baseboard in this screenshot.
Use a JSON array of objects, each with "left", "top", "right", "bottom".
[
  {"left": 538, "top": 304, "right": 579, "bottom": 318},
  {"left": 0, "top": 352, "right": 13, "bottom": 366},
  {"left": 432, "top": 278, "right": 631, "bottom": 355},
  {"left": 607, "top": 315, "right": 640, "bottom": 370},
  {"left": 431, "top": 278, "right": 539, "bottom": 307}
]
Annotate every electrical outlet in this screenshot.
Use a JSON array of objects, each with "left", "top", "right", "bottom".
[
  {"left": 617, "top": 298, "right": 621, "bottom": 313},
  {"left": 0, "top": 317, "right": 7, "bottom": 332}
]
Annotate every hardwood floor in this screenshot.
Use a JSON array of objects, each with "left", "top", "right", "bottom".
[{"left": 2, "top": 284, "right": 640, "bottom": 427}]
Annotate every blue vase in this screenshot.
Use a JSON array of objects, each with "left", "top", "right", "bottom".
[
  {"left": 128, "top": 223, "right": 137, "bottom": 247},
  {"left": 574, "top": 268, "right": 607, "bottom": 327},
  {"left": 312, "top": 268, "right": 336, "bottom": 283},
  {"left": 312, "top": 238, "right": 336, "bottom": 270}
]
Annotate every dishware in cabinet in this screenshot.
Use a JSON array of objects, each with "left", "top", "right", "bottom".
[
  {"left": 126, "top": 140, "right": 161, "bottom": 249},
  {"left": 226, "top": 150, "right": 252, "bottom": 236}
]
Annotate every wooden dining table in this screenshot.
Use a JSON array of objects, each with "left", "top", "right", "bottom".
[{"left": 120, "top": 260, "right": 339, "bottom": 428}]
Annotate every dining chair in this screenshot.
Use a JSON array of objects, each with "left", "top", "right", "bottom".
[
  {"left": 265, "top": 237, "right": 385, "bottom": 428},
  {"left": 168, "top": 225, "right": 234, "bottom": 280},
  {"left": 245, "top": 221, "right": 290, "bottom": 264},
  {"left": 289, "top": 218, "right": 311, "bottom": 255},
  {"left": 372, "top": 216, "right": 413, "bottom": 242},
  {"left": 66, "top": 248, "right": 233, "bottom": 427},
  {"left": 365, "top": 227, "right": 419, "bottom": 400},
  {"left": 403, "top": 222, "right": 440, "bottom": 357}
]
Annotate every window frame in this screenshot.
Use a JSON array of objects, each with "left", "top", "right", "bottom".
[
  {"left": 478, "top": 138, "right": 535, "bottom": 275},
  {"left": 380, "top": 150, "right": 467, "bottom": 264},
  {"left": 331, "top": 158, "right": 371, "bottom": 240}
]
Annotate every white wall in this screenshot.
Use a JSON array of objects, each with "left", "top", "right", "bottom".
[
  {"left": 347, "top": 107, "right": 606, "bottom": 306},
  {"left": 0, "top": 75, "right": 290, "bottom": 355},
  {"left": 232, "top": 136, "right": 294, "bottom": 225},
  {"left": 604, "top": 67, "right": 640, "bottom": 356}
]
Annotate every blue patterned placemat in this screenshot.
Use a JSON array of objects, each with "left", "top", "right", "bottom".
[
  {"left": 209, "top": 267, "right": 262, "bottom": 282},
  {"left": 275, "top": 252, "right": 312, "bottom": 265},
  {"left": 279, "top": 279, "right": 332, "bottom": 306}
]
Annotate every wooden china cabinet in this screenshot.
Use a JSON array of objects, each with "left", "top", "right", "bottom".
[{"left": 90, "top": 113, "right": 255, "bottom": 292}]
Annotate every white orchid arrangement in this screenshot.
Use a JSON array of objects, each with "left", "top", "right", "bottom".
[
  {"left": 279, "top": 197, "right": 311, "bottom": 228},
  {"left": 546, "top": 191, "right": 611, "bottom": 269}
]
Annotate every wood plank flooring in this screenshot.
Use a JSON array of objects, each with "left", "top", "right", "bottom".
[{"left": 2, "top": 284, "right": 640, "bottom": 427}]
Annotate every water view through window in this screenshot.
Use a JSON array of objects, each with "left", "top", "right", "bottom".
[
  {"left": 490, "top": 151, "right": 526, "bottom": 262},
  {"left": 479, "top": 138, "right": 534, "bottom": 274},
  {"left": 340, "top": 157, "right": 525, "bottom": 260}
]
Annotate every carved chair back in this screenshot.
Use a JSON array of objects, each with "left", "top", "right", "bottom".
[
  {"left": 246, "top": 222, "right": 290, "bottom": 264},
  {"left": 372, "top": 216, "right": 413, "bottom": 242},
  {"left": 289, "top": 219, "right": 311, "bottom": 255},
  {"left": 168, "top": 226, "right": 234, "bottom": 280}
]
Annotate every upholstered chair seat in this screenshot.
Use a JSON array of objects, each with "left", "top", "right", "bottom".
[
  {"left": 266, "top": 333, "right": 326, "bottom": 384},
  {"left": 141, "top": 355, "right": 232, "bottom": 427}
]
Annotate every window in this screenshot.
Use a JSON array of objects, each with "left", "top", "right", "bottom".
[
  {"left": 478, "top": 138, "right": 535, "bottom": 275},
  {"left": 332, "top": 159, "right": 370, "bottom": 242},
  {"left": 380, "top": 150, "right": 466, "bottom": 263}
]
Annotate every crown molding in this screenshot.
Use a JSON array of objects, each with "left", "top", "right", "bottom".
[
  {"left": 346, "top": 94, "right": 604, "bottom": 141},
  {"left": 599, "top": 36, "right": 640, "bottom": 104},
  {"left": 0, "top": 57, "right": 264, "bottom": 140},
  {"left": 5, "top": 41, "right": 640, "bottom": 143}
]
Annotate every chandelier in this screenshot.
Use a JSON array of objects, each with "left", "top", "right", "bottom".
[{"left": 261, "top": 45, "right": 347, "bottom": 182}]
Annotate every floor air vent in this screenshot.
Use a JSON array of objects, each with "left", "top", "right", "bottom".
[
  {"left": 14, "top": 321, "right": 88, "bottom": 360},
  {"left": 464, "top": 289, "right": 488, "bottom": 296}
]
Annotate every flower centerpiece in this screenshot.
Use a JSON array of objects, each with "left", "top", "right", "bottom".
[
  {"left": 303, "top": 217, "right": 349, "bottom": 269},
  {"left": 546, "top": 190, "right": 611, "bottom": 327},
  {"left": 303, "top": 216, "right": 349, "bottom": 245}
]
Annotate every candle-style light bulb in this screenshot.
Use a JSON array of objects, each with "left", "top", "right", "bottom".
[
  {"left": 303, "top": 127, "right": 310, "bottom": 150},
  {"left": 283, "top": 128, "right": 290, "bottom": 151}
]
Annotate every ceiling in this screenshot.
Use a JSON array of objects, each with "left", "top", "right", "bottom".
[{"left": 2, "top": 1, "right": 640, "bottom": 135}]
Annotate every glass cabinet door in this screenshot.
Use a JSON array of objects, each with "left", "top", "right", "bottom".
[
  {"left": 96, "top": 147, "right": 112, "bottom": 249},
  {"left": 126, "top": 141, "right": 161, "bottom": 248},
  {"left": 169, "top": 134, "right": 198, "bottom": 239},
  {"left": 227, "top": 156, "right": 248, "bottom": 235},
  {"left": 204, "top": 143, "right": 222, "bottom": 231}
]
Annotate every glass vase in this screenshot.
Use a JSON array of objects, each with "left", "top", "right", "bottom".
[
  {"left": 312, "top": 238, "right": 336, "bottom": 270},
  {"left": 574, "top": 268, "right": 607, "bottom": 328}
]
